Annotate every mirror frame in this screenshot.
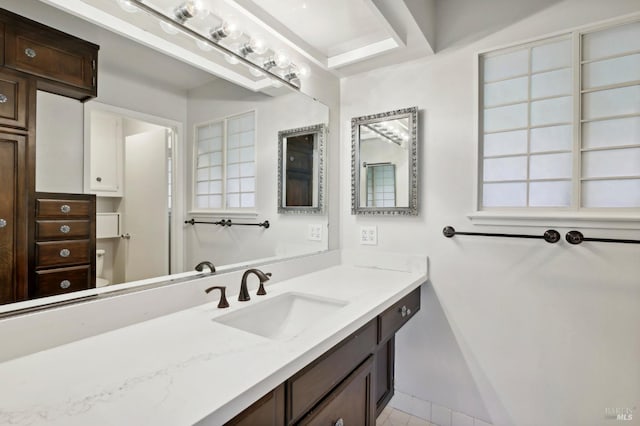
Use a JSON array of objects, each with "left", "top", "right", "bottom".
[
  {"left": 351, "top": 107, "right": 419, "bottom": 216},
  {"left": 277, "top": 123, "right": 327, "bottom": 214}
]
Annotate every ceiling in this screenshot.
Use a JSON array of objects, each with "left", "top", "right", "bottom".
[{"left": 30, "top": 0, "right": 564, "bottom": 92}]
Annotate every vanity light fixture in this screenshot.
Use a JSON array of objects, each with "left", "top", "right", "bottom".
[{"left": 127, "top": 0, "right": 307, "bottom": 89}]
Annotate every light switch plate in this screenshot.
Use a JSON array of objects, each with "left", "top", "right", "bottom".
[
  {"left": 359, "top": 226, "right": 377, "bottom": 245},
  {"left": 308, "top": 224, "right": 323, "bottom": 241}
]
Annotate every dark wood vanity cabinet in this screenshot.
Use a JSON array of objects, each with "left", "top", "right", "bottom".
[
  {"left": 32, "top": 193, "right": 96, "bottom": 298},
  {"left": 226, "top": 287, "right": 421, "bottom": 426},
  {"left": 0, "top": 8, "right": 99, "bottom": 304}
]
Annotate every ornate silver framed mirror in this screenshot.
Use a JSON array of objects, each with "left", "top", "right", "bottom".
[
  {"left": 278, "top": 123, "right": 326, "bottom": 214},
  {"left": 351, "top": 107, "right": 418, "bottom": 215}
]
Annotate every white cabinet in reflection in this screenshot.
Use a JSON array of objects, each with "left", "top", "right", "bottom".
[{"left": 84, "top": 108, "right": 124, "bottom": 196}]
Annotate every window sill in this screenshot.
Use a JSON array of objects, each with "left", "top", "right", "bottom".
[
  {"left": 467, "top": 211, "right": 640, "bottom": 230},
  {"left": 188, "top": 210, "right": 259, "bottom": 219}
]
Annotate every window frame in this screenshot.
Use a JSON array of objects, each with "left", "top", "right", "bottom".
[
  {"left": 472, "top": 14, "right": 640, "bottom": 229},
  {"left": 190, "top": 110, "right": 258, "bottom": 217}
]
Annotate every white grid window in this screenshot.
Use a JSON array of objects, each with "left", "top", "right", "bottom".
[
  {"left": 195, "top": 111, "right": 255, "bottom": 210},
  {"left": 366, "top": 164, "right": 396, "bottom": 207},
  {"left": 479, "top": 20, "right": 640, "bottom": 210}
]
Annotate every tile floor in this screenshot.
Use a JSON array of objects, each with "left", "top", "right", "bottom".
[{"left": 377, "top": 406, "right": 436, "bottom": 426}]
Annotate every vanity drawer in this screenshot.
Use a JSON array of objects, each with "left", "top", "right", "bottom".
[
  {"left": 287, "top": 319, "right": 376, "bottom": 423},
  {"left": 3, "top": 21, "right": 97, "bottom": 98},
  {"left": 35, "top": 240, "right": 90, "bottom": 268},
  {"left": 0, "top": 68, "right": 28, "bottom": 129},
  {"left": 36, "top": 198, "right": 91, "bottom": 218},
  {"left": 36, "top": 220, "right": 90, "bottom": 239},
  {"left": 35, "top": 265, "right": 91, "bottom": 297},
  {"left": 378, "top": 287, "right": 421, "bottom": 344},
  {"left": 299, "top": 355, "right": 374, "bottom": 426}
]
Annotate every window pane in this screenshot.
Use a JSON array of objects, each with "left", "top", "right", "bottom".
[
  {"left": 582, "top": 21, "right": 640, "bottom": 61},
  {"left": 210, "top": 152, "right": 222, "bottom": 166},
  {"left": 227, "top": 164, "right": 240, "bottom": 178},
  {"left": 197, "top": 168, "right": 208, "bottom": 181},
  {"left": 582, "top": 179, "right": 640, "bottom": 207},
  {"left": 241, "top": 131, "right": 254, "bottom": 147},
  {"left": 582, "top": 117, "right": 640, "bottom": 149},
  {"left": 483, "top": 49, "right": 529, "bottom": 82},
  {"left": 227, "top": 193, "right": 240, "bottom": 208},
  {"left": 530, "top": 153, "right": 572, "bottom": 179},
  {"left": 484, "top": 103, "right": 528, "bottom": 132},
  {"left": 531, "top": 125, "right": 572, "bottom": 152},
  {"left": 228, "top": 117, "right": 241, "bottom": 133},
  {"left": 483, "top": 182, "right": 527, "bottom": 207},
  {"left": 531, "top": 68, "right": 571, "bottom": 99},
  {"left": 531, "top": 96, "right": 572, "bottom": 126},
  {"left": 582, "top": 85, "right": 640, "bottom": 120},
  {"left": 240, "top": 114, "right": 254, "bottom": 131},
  {"left": 582, "top": 147, "right": 640, "bottom": 178},
  {"left": 209, "top": 180, "right": 222, "bottom": 194},
  {"left": 208, "top": 195, "right": 222, "bottom": 209},
  {"left": 228, "top": 148, "right": 240, "bottom": 163},
  {"left": 197, "top": 181, "right": 209, "bottom": 194},
  {"left": 240, "top": 146, "right": 254, "bottom": 162},
  {"left": 197, "top": 154, "right": 210, "bottom": 167},
  {"left": 582, "top": 54, "right": 640, "bottom": 89},
  {"left": 241, "top": 193, "right": 255, "bottom": 208},
  {"left": 209, "top": 166, "right": 222, "bottom": 180},
  {"left": 197, "top": 195, "right": 208, "bottom": 209},
  {"left": 484, "top": 130, "right": 527, "bottom": 156},
  {"left": 532, "top": 39, "right": 571, "bottom": 72},
  {"left": 484, "top": 77, "right": 528, "bottom": 107},
  {"left": 529, "top": 180, "right": 571, "bottom": 207},
  {"left": 227, "top": 178, "right": 240, "bottom": 193},
  {"left": 483, "top": 156, "right": 527, "bottom": 181},
  {"left": 240, "top": 163, "right": 255, "bottom": 177},
  {"left": 241, "top": 177, "right": 255, "bottom": 192}
]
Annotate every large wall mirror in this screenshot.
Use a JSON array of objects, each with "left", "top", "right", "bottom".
[
  {"left": 0, "top": 0, "right": 330, "bottom": 313},
  {"left": 351, "top": 107, "right": 418, "bottom": 215},
  {"left": 278, "top": 124, "right": 326, "bottom": 214}
]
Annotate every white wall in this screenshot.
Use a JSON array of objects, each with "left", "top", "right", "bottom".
[
  {"left": 340, "top": 2, "right": 640, "bottom": 425},
  {"left": 186, "top": 79, "right": 330, "bottom": 267}
]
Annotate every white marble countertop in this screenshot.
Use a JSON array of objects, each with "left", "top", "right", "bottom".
[{"left": 0, "top": 258, "right": 426, "bottom": 425}]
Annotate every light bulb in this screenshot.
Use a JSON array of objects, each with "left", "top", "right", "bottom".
[
  {"left": 173, "top": 0, "right": 206, "bottom": 23},
  {"left": 274, "top": 51, "right": 291, "bottom": 69},
  {"left": 160, "top": 20, "right": 179, "bottom": 34},
  {"left": 117, "top": 0, "right": 138, "bottom": 13},
  {"left": 249, "top": 65, "right": 264, "bottom": 77},
  {"left": 248, "top": 37, "right": 267, "bottom": 55},
  {"left": 297, "top": 63, "right": 310, "bottom": 78},
  {"left": 196, "top": 39, "right": 213, "bottom": 51},
  {"left": 225, "top": 45, "right": 240, "bottom": 65}
]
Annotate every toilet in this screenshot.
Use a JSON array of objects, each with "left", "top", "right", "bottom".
[{"left": 96, "top": 249, "right": 110, "bottom": 287}]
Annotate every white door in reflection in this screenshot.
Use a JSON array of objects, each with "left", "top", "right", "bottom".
[{"left": 122, "top": 128, "right": 170, "bottom": 282}]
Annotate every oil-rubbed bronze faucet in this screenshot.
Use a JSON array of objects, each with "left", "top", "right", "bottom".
[
  {"left": 238, "top": 269, "right": 272, "bottom": 301},
  {"left": 205, "top": 286, "right": 229, "bottom": 308},
  {"left": 195, "top": 261, "right": 216, "bottom": 273}
]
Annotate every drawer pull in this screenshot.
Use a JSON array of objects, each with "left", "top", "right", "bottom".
[
  {"left": 59, "top": 249, "right": 71, "bottom": 258},
  {"left": 400, "top": 305, "right": 408, "bottom": 318},
  {"left": 0, "top": 218, "right": 6, "bottom": 228},
  {"left": 96, "top": 176, "right": 102, "bottom": 182},
  {"left": 60, "top": 204, "right": 71, "bottom": 214},
  {"left": 334, "top": 418, "right": 344, "bottom": 426},
  {"left": 0, "top": 94, "right": 7, "bottom": 103},
  {"left": 60, "top": 225, "right": 71, "bottom": 234},
  {"left": 60, "top": 280, "right": 71, "bottom": 289},
  {"left": 25, "top": 48, "right": 37, "bottom": 58}
]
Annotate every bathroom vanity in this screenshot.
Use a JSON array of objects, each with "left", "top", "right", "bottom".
[{"left": 0, "top": 251, "right": 426, "bottom": 425}]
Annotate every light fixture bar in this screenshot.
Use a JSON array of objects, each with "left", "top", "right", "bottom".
[{"left": 128, "top": 0, "right": 300, "bottom": 90}]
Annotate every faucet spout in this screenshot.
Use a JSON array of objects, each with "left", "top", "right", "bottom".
[
  {"left": 238, "top": 268, "right": 272, "bottom": 301},
  {"left": 195, "top": 261, "right": 216, "bottom": 273}
]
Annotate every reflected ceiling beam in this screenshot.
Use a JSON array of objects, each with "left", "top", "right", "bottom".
[
  {"left": 38, "top": 0, "right": 264, "bottom": 91},
  {"left": 403, "top": 0, "right": 436, "bottom": 54}
]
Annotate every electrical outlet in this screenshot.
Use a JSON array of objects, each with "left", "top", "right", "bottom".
[
  {"left": 359, "top": 226, "right": 377, "bottom": 245},
  {"left": 308, "top": 224, "right": 323, "bottom": 241}
]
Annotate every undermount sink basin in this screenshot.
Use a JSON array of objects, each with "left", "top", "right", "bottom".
[{"left": 213, "top": 292, "right": 348, "bottom": 340}]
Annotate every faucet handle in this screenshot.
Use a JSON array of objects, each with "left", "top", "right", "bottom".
[
  {"left": 205, "top": 286, "right": 230, "bottom": 308},
  {"left": 256, "top": 272, "right": 271, "bottom": 296}
]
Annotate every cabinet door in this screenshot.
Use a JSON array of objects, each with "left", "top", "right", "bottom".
[
  {"left": 375, "top": 337, "right": 395, "bottom": 416},
  {"left": 0, "top": 69, "right": 28, "bottom": 129},
  {"left": 0, "top": 132, "right": 27, "bottom": 304},
  {"left": 299, "top": 356, "right": 375, "bottom": 426},
  {"left": 85, "top": 111, "right": 123, "bottom": 196}
]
